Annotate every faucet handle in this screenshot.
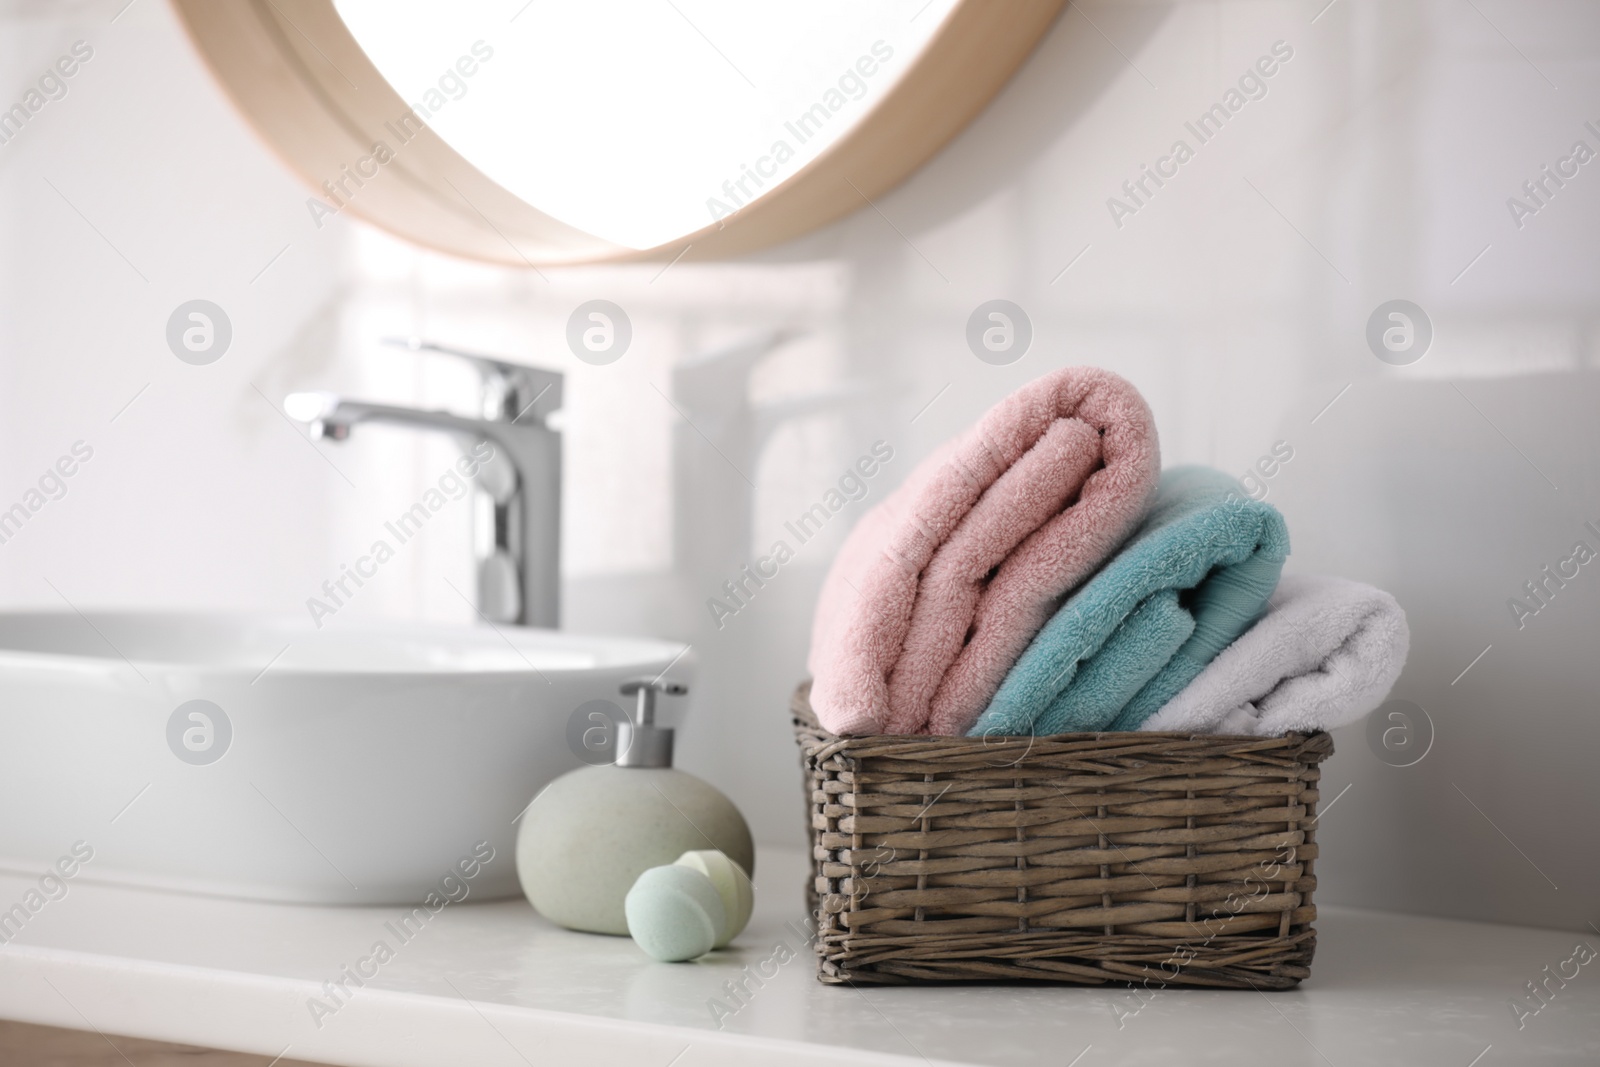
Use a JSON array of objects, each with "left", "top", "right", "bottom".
[
  {"left": 382, "top": 336, "right": 528, "bottom": 379},
  {"left": 382, "top": 337, "right": 563, "bottom": 426}
]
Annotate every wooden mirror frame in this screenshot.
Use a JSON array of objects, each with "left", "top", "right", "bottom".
[{"left": 171, "top": 0, "right": 1065, "bottom": 266}]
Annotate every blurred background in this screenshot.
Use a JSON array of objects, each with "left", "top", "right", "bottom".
[{"left": 1, "top": 0, "right": 1595, "bottom": 933}]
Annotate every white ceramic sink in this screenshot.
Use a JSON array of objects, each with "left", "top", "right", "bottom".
[{"left": 0, "top": 612, "right": 689, "bottom": 905}]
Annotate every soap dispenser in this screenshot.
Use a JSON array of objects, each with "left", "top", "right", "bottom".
[{"left": 515, "top": 679, "right": 754, "bottom": 935}]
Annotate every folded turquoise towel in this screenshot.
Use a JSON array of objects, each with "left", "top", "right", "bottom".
[{"left": 968, "top": 467, "right": 1290, "bottom": 736}]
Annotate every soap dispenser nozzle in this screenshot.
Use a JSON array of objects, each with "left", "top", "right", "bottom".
[{"left": 616, "top": 678, "right": 685, "bottom": 769}]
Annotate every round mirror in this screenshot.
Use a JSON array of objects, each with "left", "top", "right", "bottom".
[{"left": 172, "top": 0, "right": 1064, "bottom": 265}]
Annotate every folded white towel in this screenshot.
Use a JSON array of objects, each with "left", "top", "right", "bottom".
[{"left": 1139, "top": 573, "right": 1409, "bottom": 736}]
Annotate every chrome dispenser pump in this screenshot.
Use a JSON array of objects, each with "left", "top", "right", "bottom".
[{"left": 616, "top": 679, "right": 684, "bottom": 768}]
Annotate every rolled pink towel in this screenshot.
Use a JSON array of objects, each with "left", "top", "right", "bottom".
[{"left": 807, "top": 367, "right": 1160, "bottom": 735}]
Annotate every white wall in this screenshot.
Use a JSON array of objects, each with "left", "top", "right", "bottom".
[{"left": 2, "top": 0, "right": 1596, "bottom": 932}]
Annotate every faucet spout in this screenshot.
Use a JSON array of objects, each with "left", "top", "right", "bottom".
[
  {"left": 283, "top": 347, "right": 563, "bottom": 629},
  {"left": 288, "top": 394, "right": 520, "bottom": 452}
]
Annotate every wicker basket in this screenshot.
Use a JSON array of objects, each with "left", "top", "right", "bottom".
[{"left": 792, "top": 681, "right": 1333, "bottom": 988}]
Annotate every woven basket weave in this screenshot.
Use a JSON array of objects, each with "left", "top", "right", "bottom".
[{"left": 792, "top": 681, "right": 1333, "bottom": 988}]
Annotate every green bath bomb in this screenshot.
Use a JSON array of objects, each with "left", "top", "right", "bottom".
[
  {"left": 624, "top": 864, "right": 726, "bottom": 962},
  {"left": 674, "top": 850, "right": 754, "bottom": 947}
]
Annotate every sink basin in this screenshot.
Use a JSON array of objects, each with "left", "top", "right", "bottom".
[{"left": 0, "top": 612, "right": 689, "bottom": 905}]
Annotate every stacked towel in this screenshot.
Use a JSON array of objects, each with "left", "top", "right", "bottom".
[
  {"left": 806, "top": 367, "right": 1410, "bottom": 739},
  {"left": 807, "top": 367, "right": 1160, "bottom": 736},
  {"left": 967, "top": 467, "right": 1290, "bottom": 737},
  {"left": 1139, "top": 574, "right": 1409, "bottom": 736}
]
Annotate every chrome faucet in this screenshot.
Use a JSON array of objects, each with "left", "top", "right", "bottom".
[{"left": 285, "top": 339, "right": 562, "bottom": 628}]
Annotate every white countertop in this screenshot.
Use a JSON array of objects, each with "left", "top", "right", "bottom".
[{"left": 0, "top": 846, "right": 1594, "bottom": 1066}]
